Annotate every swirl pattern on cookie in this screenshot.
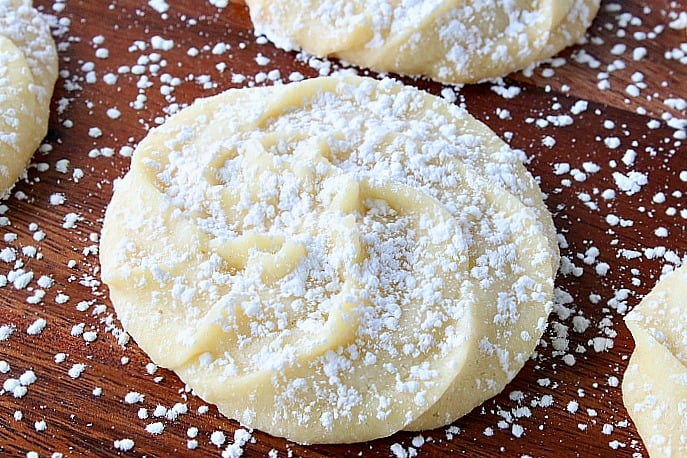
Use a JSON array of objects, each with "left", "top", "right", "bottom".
[
  {"left": 100, "top": 76, "right": 559, "bottom": 443},
  {"left": 0, "top": 0, "right": 58, "bottom": 197},
  {"left": 244, "top": 0, "right": 600, "bottom": 84},
  {"left": 623, "top": 263, "right": 687, "bottom": 458}
]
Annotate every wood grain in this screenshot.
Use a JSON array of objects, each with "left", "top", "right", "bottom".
[{"left": 0, "top": 1, "right": 685, "bottom": 457}]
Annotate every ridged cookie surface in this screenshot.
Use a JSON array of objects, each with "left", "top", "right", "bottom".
[
  {"left": 0, "top": 0, "right": 58, "bottom": 197},
  {"left": 245, "top": 0, "right": 600, "bottom": 84},
  {"left": 101, "top": 76, "right": 559, "bottom": 443},
  {"left": 623, "top": 263, "right": 687, "bottom": 458}
]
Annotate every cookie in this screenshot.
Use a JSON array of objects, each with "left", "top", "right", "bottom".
[
  {"left": 244, "top": 0, "right": 600, "bottom": 84},
  {"left": 0, "top": 0, "right": 58, "bottom": 197},
  {"left": 623, "top": 263, "right": 687, "bottom": 458},
  {"left": 100, "top": 76, "right": 559, "bottom": 443}
]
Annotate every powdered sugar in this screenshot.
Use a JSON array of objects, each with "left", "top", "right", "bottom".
[{"left": 0, "top": 0, "right": 683, "bottom": 455}]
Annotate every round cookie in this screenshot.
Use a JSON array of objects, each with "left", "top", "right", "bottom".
[
  {"left": 0, "top": 0, "right": 58, "bottom": 112},
  {"left": 0, "top": 35, "right": 39, "bottom": 197},
  {"left": 101, "top": 76, "right": 558, "bottom": 443},
  {"left": 623, "top": 263, "right": 687, "bottom": 458},
  {"left": 0, "top": 0, "right": 58, "bottom": 197},
  {"left": 245, "top": 0, "right": 600, "bottom": 84}
]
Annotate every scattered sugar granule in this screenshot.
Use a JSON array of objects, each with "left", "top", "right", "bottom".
[
  {"left": 13, "top": 271, "right": 33, "bottom": 290},
  {"left": 62, "top": 213, "right": 82, "bottom": 229},
  {"left": 211, "top": 430, "right": 226, "bottom": 447},
  {"left": 95, "top": 48, "right": 109, "bottom": 59},
  {"left": 609, "top": 440, "right": 626, "bottom": 450},
  {"left": 26, "top": 318, "right": 47, "bottom": 335},
  {"left": 12, "top": 385, "right": 28, "bottom": 398},
  {"left": 3, "top": 377, "right": 19, "bottom": 392},
  {"left": 539, "top": 394, "right": 554, "bottom": 407},
  {"left": 114, "top": 439, "right": 135, "bottom": 451},
  {"left": 87, "top": 127, "right": 102, "bottom": 138},
  {"left": 440, "top": 87, "right": 457, "bottom": 103},
  {"left": 70, "top": 323, "right": 85, "bottom": 337},
  {"left": 0, "top": 324, "right": 15, "bottom": 341},
  {"left": 633, "top": 47, "right": 647, "bottom": 61},
  {"left": 124, "top": 391, "right": 145, "bottom": 404},
  {"left": 148, "top": 0, "right": 169, "bottom": 13},
  {"left": 103, "top": 72, "right": 118, "bottom": 85},
  {"left": 151, "top": 36, "right": 174, "bottom": 51},
  {"left": 288, "top": 71, "right": 304, "bottom": 82},
  {"left": 50, "top": 193, "right": 65, "bottom": 206},
  {"left": 197, "top": 405, "right": 209, "bottom": 415},
  {"left": 571, "top": 100, "right": 588, "bottom": 114},
  {"left": 595, "top": 263, "right": 610, "bottom": 276},
  {"left": 553, "top": 162, "right": 570, "bottom": 175},
  {"left": 255, "top": 54, "right": 270, "bottom": 66},
  {"left": 106, "top": 108, "right": 121, "bottom": 119},
  {"left": 603, "top": 136, "right": 621, "bottom": 149},
  {"left": 170, "top": 402, "right": 188, "bottom": 417},
  {"left": 222, "top": 428, "right": 253, "bottom": 458},
  {"left": 0, "top": 248, "right": 16, "bottom": 264},
  {"left": 654, "top": 227, "right": 668, "bottom": 237},
  {"left": 83, "top": 331, "right": 98, "bottom": 343},
  {"left": 390, "top": 443, "right": 408, "bottom": 458},
  {"left": 35, "top": 420, "right": 47, "bottom": 432},
  {"left": 37, "top": 276, "right": 54, "bottom": 289},
  {"left": 55, "top": 159, "right": 70, "bottom": 173},
  {"left": 67, "top": 363, "right": 86, "bottom": 379},
  {"left": 612, "top": 171, "right": 648, "bottom": 195},
  {"left": 145, "top": 422, "right": 165, "bottom": 435},
  {"left": 512, "top": 424, "right": 525, "bottom": 438},
  {"left": 19, "top": 370, "right": 37, "bottom": 386},
  {"left": 491, "top": 84, "right": 521, "bottom": 99}
]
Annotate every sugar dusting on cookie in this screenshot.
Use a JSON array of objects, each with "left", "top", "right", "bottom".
[
  {"left": 100, "top": 75, "right": 558, "bottom": 443},
  {"left": 0, "top": 0, "right": 685, "bottom": 456}
]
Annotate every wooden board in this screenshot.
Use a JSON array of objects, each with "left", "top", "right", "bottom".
[{"left": 0, "top": 1, "right": 686, "bottom": 456}]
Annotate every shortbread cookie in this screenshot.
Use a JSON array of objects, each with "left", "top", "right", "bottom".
[
  {"left": 0, "top": 0, "right": 58, "bottom": 197},
  {"left": 0, "top": 35, "right": 38, "bottom": 196},
  {"left": 101, "top": 76, "right": 559, "bottom": 443},
  {"left": 623, "top": 263, "right": 687, "bottom": 458},
  {"left": 245, "top": 0, "right": 600, "bottom": 84}
]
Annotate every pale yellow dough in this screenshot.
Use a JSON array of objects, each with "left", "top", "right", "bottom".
[
  {"left": 101, "top": 76, "right": 559, "bottom": 443},
  {"left": 623, "top": 263, "right": 687, "bottom": 458},
  {"left": 0, "top": 0, "right": 58, "bottom": 197},
  {"left": 244, "top": 0, "right": 600, "bottom": 84},
  {"left": 0, "top": 35, "right": 37, "bottom": 196}
]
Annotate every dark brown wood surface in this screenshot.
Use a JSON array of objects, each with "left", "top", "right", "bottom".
[{"left": 1, "top": 1, "right": 686, "bottom": 456}]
